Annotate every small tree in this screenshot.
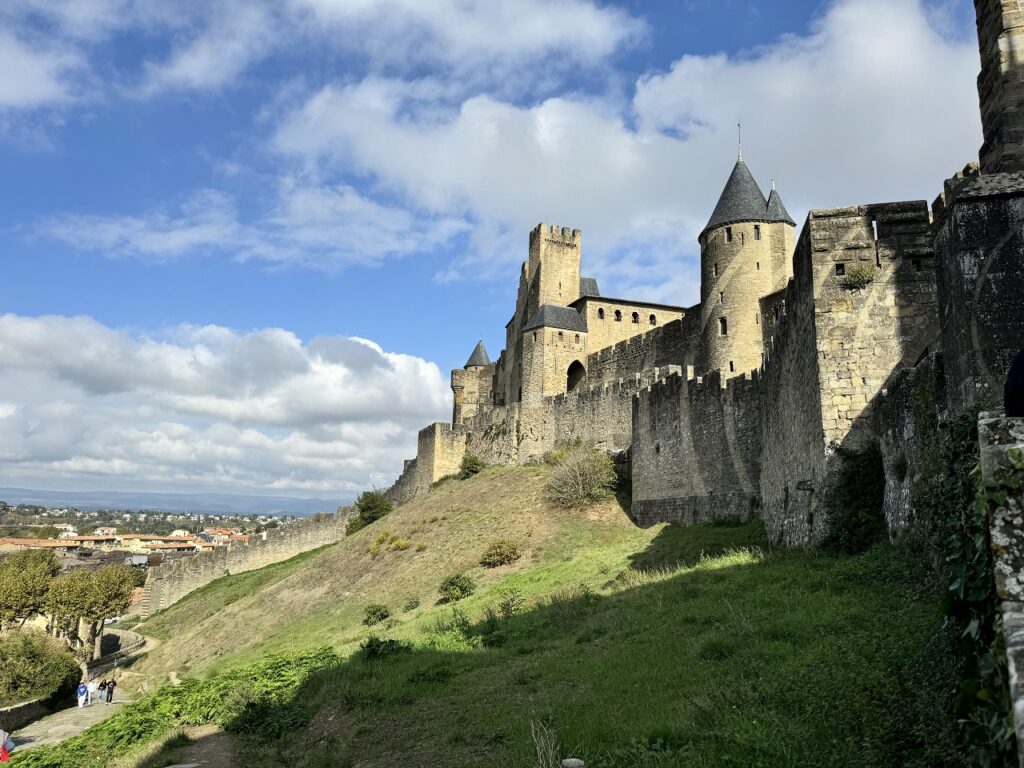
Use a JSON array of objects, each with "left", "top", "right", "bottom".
[
  {"left": 459, "top": 453, "right": 486, "bottom": 479},
  {"left": 0, "top": 549, "right": 60, "bottom": 629},
  {"left": 546, "top": 445, "right": 618, "bottom": 508},
  {"left": 44, "top": 566, "right": 136, "bottom": 661},
  {"left": 345, "top": 491, "right": 393, "bottom": 535}
]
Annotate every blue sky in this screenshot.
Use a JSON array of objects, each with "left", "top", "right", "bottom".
[{"left": 0, "top": 0, "right": 981, "bottom": 500}]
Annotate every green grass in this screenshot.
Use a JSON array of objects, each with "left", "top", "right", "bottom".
[{"left": 67, "top": 465, "right": 960, "bottom": 767}]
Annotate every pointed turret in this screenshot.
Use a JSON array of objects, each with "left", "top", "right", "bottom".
[
  {"left": 700, "top": 158, "right": 770, "bottom": 240},
  {"left": 465, "top": 340, "right": 491, "bottom": 368},
  {"left": 766, "top": 182, "right": 795, "bottom": 226}
]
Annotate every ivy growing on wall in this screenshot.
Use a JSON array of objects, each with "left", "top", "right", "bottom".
[{"left": 908, "top": 407, "right": 1015, "bottom": 766}]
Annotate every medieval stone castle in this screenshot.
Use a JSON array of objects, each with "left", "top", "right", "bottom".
[{"left": 385, "top": 0, "right": 1024, "bottom": 547}]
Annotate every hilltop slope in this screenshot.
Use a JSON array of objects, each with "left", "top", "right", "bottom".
[
  {"left": 134, "top": 465, "right": 665, "bottom": 681},
  {"left": 108, "top": 465, "right": 960, "bottom": 767}
]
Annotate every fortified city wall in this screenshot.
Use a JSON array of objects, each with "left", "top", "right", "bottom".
[{"left": 140, "top": 516, "right": 347, "bottom": 616}]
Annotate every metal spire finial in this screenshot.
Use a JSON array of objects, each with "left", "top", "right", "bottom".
[{"left": 737, "top": 121, "right": 743, "bottom": 161}]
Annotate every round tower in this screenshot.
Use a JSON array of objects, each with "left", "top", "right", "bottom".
[{"left": 697, "top": 154, "right": 795, "bottom": 378}]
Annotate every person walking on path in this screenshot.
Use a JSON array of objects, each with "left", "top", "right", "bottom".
[
  {"left": 86, "top": 678, "right": 97, "bottom": 705},
  {"left": 0, "top": 727, "right": 13, "bottom": 762},
  {"left": 76, "top": 683, "right": 88, "bottom": 709},
  {"left": 105, "top": 678, "right": 117, "bottom": 705}
]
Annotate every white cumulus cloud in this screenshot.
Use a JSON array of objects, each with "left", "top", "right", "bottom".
[{"left": 0, "top": 314, "right": 451, "bottom": 495}]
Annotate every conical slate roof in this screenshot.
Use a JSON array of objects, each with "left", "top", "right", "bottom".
[
  {"left": 766, "top": 187, "right": 796, "bottom": 226},
  {"left": 701, "top": 158, "right": 770, "bottom": 238},
  {"left": 465, "top": 340, "right": 491, "bottom": 367}
]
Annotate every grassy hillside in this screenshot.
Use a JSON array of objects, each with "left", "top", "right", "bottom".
[
  {"left": 133, "top": 465, "right": 670, "bottom": 681},
  {"left": 22, "top": 465, "right": 960, "bottom": 767}
]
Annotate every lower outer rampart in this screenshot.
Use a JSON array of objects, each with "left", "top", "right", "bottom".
[{"left": 140, "top": 517, "right": 347, "bottom": 616}]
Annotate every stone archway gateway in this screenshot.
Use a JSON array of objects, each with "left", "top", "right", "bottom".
[{"left": 567, "top": 360, "right": 587, "bottom": 392}]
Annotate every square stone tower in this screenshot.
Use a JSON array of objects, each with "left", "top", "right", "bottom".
[
  {"left": 525, "top": 224, "right": 582, "bottom": 321},
  {"left": 976, "top": 0, "right": 1024, "bottom": 172}
]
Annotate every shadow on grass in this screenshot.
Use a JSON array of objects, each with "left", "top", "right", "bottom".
[{"left": 212, "top": 531, "right": 958, "bottom": 768}]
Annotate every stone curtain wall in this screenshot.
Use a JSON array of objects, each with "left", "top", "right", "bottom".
[
  {"left": 585, "top": 316, "right": 700, "bottom": 388},
  {"left": 876, "top": 354, "right": 947, "bottom": 534},
  {"left": 631, "top": 369, "right": 761, "bottom": 526},
  {"left": 141, "top": 517, "right": 346, "bottom": 616},
  {"left": 757, "top": 202, "right": 937, "bottom": 545},
  {"left": 757, "top": 225, "right": 828, "bottom": 545},
  {"left": 979, "top": 414, "right": 1024, "bottom": 762},
  {"left": 934, "top": 171, "right": 1024, "bottom": 411}
]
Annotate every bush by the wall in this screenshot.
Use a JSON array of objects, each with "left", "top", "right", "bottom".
[
  {"left": 459, "top": 453, "right": 486, "bottom": 479},
  {"left": 362, "top": 604, "right": 390, "bottom": 626},
  {"left": 438, "top": 574, "right": 476, "bottom": 603},
  {"left": 546, "top": 445, "right": 617, "bottom": 509},
  {"left": 821, "top": 443, "right": 886, "bottom": 554},
  {"left": 480, "top": 540, "right": 521, "bottom": 568},
  {"left": 345, "top": 491, "right": 393, "bottom": 536},
  {"left": 0, "top": 630, "right": 79, "bottom": 708}
]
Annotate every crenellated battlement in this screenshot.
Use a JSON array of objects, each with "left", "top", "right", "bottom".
[{"left": 530, "top": 222, "right": 582, "bottom": 245}]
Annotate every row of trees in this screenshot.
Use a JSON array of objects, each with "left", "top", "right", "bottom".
[{"left": 0, "top": 550, "right": 141, "bottom": 664}]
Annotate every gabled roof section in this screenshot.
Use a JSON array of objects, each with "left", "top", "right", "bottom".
[
  {"left": 579, "top": 276, "right": 600, "bottom": 298},
  {"left": 523, "top": 304, "right": 588, "bottom": 333},
  {"left": 465, "top": 340, "right": 491, "bottom": 367},
  {"left": 701, "top": 158, "right": 770, "bottom": 238},
  {"left": 766, "top": 187, "right": 796, "bottom": 226}
]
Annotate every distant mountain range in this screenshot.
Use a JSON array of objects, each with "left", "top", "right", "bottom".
[{"left": 0, "top": 487, "right": 344, "bottom": 517}]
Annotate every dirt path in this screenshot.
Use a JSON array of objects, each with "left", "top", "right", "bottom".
[
  {"left": 10, "top": 694, "right": 130, "bottom": 749},
  {"left": 143, "top": 725, "right": 240, "bottom": 768}
]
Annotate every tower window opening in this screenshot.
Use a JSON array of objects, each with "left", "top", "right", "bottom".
[
  {"left": 754, "top": 225, "right": 761, "bottom": 240},
  {"left": 725, "top": 227, "right": 733, "bottom": 243},
  {"left": 558, "top": 331, "right": 563, "bottom": 340},
  {"left": 729, "top": 361, "right": 735, "bottom": 372},
  {"left": 756, "top": 261, "right": 760, "bottom": 270},
  {"left": 719, "top": 317, "right": 728, "bottom": 336},
  {"left": 740, "top": 232, "right": 745, "bottom": 245},
  {"left": 614, "top": 310, "right": 622, "bottom": 322},
  {"left": 835, "top": 263, "right": 846, "bottom": 276},
  {"left": 755, "top": 313, "right": 760, "bottom": 325},
  {"left": 719, "top": 291, "right": 724, "bottom": 304},
  {"left": 598, "top": 308, "right": 605, "bottom": 320},
  {"left": 649, "top": 314, "right": 656, "bottom": 325},
  {"left": 533, "top": 332, "right": 537, "bottom": 341},
  {"left": 574, "top": 334, "right": 580, "bottom": 343},
  {"left": 713, "top": 263, "right": 719, "bottom": 277},
  {"left": 631, "top": 312, "right": 639, "bottom": 324},
  {"left": 912, "top": 258, "right": 922, "bottom": 271}
]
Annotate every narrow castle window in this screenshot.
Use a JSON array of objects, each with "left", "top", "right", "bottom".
[
  {"left": 755, "top": 313, "right": 760, "bottom": 325},
  {"left": 719, "top": 291, "right": 724, "bottom": 304},
  {"left": 713, "top": 263, "right": 719, "bottom": 277},
  {"left": 614, "top": 310, "right": 622, "bottom": 322},
  {"left": 719, "top": 317, "right": 728, "bottom": 336},
  {"left": 754, "top": 225, "right": 761, "bottom": 241},
  {"left": 729, "top": 361, "right": 735, "bottom": 372},
  {"left": 835, "top": 263, "right": 846, "bottom": 276},
  {"left": 740, "top": 232, "right": 745, "bottom": 245},
  {"left": 631, "top": 312, "right": 639, "bottom": 324},
  {"left": 558, "top": 331, "right": 563, "bottom": 340},
  {"left": 756, "top": 261, "right": 760, "bottom": 271},
  {"left": 597, "top": 308, "right": 605, "bottom": 320},
  {"left": 574, "top": 334, "right": 580, "bottom": 343},
  {"left": 649, "top": 314, "right": 656, "bottom": 325},
  {"left": 725, "top": 227, "right": 733, "bottom": 243},
  {"left": 912, "top": 258, "right": 922, "bottom": 271},
  {"left": 533, "top": 332, "right": 537, "bottom": 341}
]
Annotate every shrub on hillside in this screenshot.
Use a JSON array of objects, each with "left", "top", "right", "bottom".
[
  {"left": 542, "top": 438, "right": 583, "bottom": 466},
  {"left": 345, "top": 491, "right": 393, "bottom": 535},
  {"left": 0, "top": 629, "right": 80, "bottom": 708},
  {"left": 480, "top": 540, "right": 521, "bottom": 568},
  {"left": 362, "top": 604, "right": 391, "bottom": 626},
  {"left": 360, "top": 635, "right": 412, "bottom": 661},
  {"left": 459, "top": 453, "right": 486, "bottom": 479},
  {"left": 438, "top": 573, "right": 476, "bottom": 603},
  {"left": 402, "top": 597, "right": 420, "bottom": 612},
  {"left": 545, "top": 445, "right": 617, "bottom": 508}
]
